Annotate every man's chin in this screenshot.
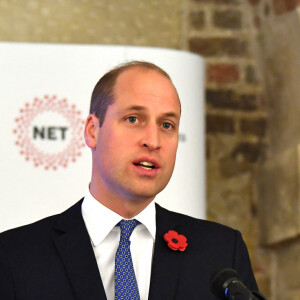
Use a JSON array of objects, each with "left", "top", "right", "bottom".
[{"left": 124, "top": 185, "right": 166, "bottom": 202}]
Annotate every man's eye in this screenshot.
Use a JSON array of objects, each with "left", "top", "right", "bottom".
[
  {"left": 127, "top": 116, "right": 137, "bottom": 123},
  {"left": 162, "top": 123, "right": 172, "bottom": 129}
]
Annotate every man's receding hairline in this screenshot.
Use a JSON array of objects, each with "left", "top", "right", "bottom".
[
  {"left": 111, "top": 65, "right": 180, "bottom": 108},
  {"left": 111, "top": 64, "right": 173, "bottom": 94}
]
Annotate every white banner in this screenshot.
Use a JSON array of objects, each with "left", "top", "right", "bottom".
[{"left": 0, "top": 42, "right": 205, "bottom": 232}]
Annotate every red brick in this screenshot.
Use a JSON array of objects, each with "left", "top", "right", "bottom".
[
  {"left": 240, "top": 118, "right": 266, "bottom": 136},
  {"left": 248, "top": 0, "right": 261, "bottom": 5},
  {"left": 190, "top": 11, "right": 205, "bottom": 30},
  {"left": 213, "top": 10, "right": 242, "bottom": 29},
  {"left": 189, "top": 38, "right": 247, "bottom": 57},
  {"left": 206, "top": 89, "right": 258, "bottom": 111},
  {"left": 207, "top": 89, "right": 236, "bottom": 109},
  {"left": 208, "top": 64, "right": 239, "bottom": 84},
  {"left": 207, "top": 115, "right": 235, "bottom": 134},
  {"left": 272, "top": 0, "right": 298, "bottom": 14}
]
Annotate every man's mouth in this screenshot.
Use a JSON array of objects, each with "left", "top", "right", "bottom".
[
  {"left": 134, "top": 161, "right": 155, "bottom": 170},
  {"left": 133, "top": 158, "right": 159, "bottom": 172}
]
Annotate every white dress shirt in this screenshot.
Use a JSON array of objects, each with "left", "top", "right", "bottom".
[{"left": 82, "top": 189, "right": 156, "bottom": 300}]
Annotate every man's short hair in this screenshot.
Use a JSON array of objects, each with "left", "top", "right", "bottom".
[{"left": 90, "top": 61, "right": 176, "bottom": 127}]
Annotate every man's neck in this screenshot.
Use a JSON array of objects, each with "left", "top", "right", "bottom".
[{"left": 89, "top": 183, "right": 154, "bottom": 219}]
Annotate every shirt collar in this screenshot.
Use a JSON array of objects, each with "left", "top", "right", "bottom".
[{"left": 82, "top": 188, "right": 156, "bottom": 246}]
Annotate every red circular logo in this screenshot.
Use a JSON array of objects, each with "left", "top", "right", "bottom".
[{"left": 13, "top": 95, "right": 86, "bottom": 170}]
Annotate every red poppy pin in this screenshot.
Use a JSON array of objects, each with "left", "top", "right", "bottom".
[{"left": 164, "top": 230, "right": 188, "bottom": 251}]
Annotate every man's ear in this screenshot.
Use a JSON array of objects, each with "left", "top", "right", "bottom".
[{"left": 84, "top": 114, "right": 99, "bottom": 149}]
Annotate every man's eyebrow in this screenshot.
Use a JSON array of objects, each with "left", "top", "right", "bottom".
[
  {"left": 122, "top": 105, "right": 180, "bottom": 119},
  {"left": 163, "top": 112, "right": 180, "bottom": 119},
  {"left": 124, "top": 105, "right": 146, "bottom": 112}
]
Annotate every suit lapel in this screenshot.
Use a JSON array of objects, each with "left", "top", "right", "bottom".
[
  {"left": 148, "top": 204, "right": 187, "bottom": 300},
  {"left": 53, "top": 200, "right": 107, "bottom": 300}
]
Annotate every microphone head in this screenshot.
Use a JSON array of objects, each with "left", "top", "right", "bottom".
[{"left": 210, "top": 268, "right": 240, "bottom": 298}]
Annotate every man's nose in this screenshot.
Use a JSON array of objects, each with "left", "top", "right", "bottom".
[{"left": 141, "top": 124, "right": 161, "bottom": 151}]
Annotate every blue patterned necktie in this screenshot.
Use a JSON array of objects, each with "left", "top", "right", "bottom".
[{"left": 115, "top": 219, "right": 140, "bottom": 300}]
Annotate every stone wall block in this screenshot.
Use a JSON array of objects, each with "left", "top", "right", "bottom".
[
  {"left": 263, "top": 10, "right": 300, "bottom": 156},
  {"left": 276, "top": 242, "right": 300, "bottom": 298},
  {"left": 206, "top": 161, "right": 255, "bottom": 237},
  {"left": 255, "top": 273, "right": 271, "bottom": 299},
  {"left": 258, "top": 146, "right": 300, "bottom": 245},
  {"left": 255, "top": 5, "right": 300, "bottom": 298},
  {"left": 285, "top": 289, "right": 300, "bottom": 300}
]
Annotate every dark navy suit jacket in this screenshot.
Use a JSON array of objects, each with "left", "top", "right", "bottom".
[{"left": 0, "top": 200, "right": 258, "bottom": 299}]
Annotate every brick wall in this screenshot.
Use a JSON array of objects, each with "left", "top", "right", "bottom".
[
  {"left": 186, "top": 0, "right": 270, "bottom": 297},
  {"left": 188, "top": 0, "right": 266, "bottom": 155}
]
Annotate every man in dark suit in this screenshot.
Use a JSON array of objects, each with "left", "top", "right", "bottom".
[{"left": 0, "top": 61, "right": 258, "bottom": 299}]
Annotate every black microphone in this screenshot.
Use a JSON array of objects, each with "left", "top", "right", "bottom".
[{"left": 210, "top": 268, "right": 267, "bottom": 300}]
